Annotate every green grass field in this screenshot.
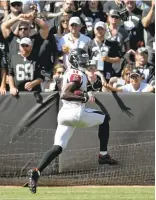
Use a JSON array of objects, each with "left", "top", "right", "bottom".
[{"left": 0, "top": 186, "right": 154, "bottom": 200}]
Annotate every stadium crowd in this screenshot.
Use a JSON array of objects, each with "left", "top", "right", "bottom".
[{"left": 0, "top": 0, "right": 155, "bottom": 95}]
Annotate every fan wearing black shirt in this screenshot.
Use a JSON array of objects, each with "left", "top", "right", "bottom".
[
  {"left": 1, "top": 11, "right": 56, "bottom": 75},
  {"left": 122, "top": 0, "right": 143, "bottom": 51},
  {"left": 85, "top": 21, "right": 121, "bottom": 83},
  {"left": 79, "top": 1, "right": 107, "bottom": 38},
  {"left": 1, "top": 11, "right": 49, "bottom": 54},
  {"left": 8, "top": 37, "right": 45, "bottom": 96}
]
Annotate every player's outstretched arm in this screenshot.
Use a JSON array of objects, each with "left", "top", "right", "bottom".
[{"left": 60, "top": 82, "right": 88, "bottom": 103}]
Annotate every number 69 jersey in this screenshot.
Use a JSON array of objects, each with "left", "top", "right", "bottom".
[
  {"left": 61, "top": 68, "right": 88, "bottom": 107},
  {"left": 8, "top": 53, "right": 45, "bottom": 91}
]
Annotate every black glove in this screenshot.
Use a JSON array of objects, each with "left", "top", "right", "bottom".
[{"left": 82, "top": 92, "right": 89, "bottom": 103}]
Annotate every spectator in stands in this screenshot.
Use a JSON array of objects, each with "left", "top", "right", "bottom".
[
  {"left": 1, "top": 11, "right": 57, "bottom": 74},
  {"left": 22, "top": 0, "right": 41, "bottom": 14},
  {"left": 58, "top": 16, "right": 91, "bottom": 69},
  {"left": 104, "top": 68, "right": 154, "bottom": 92},
  {"left": 0, "top": 63, "right": 7, "bottom": 96},
  {"left": 2, "top": 0, "right": 23, "bottom": 34},
  {"left": 8, "top": 37, "right": 45, "bottom": 96},
  {"left": 0, "top": 22, "right": 8, "bottom": 95},
  {"left": 79, "top": 0, "right": 107, "bottom": 38},
  {"left": 86, "top": 21, "right": 121, "bottom": 83},
  {"left": 55, "top": 15, "right": 70, "bottom": 50},
  {"left": 3, "top": 0, "right": 23, "bottom": 21},
  {"left": 50, "top": 63, "right": 65, "bottom": 91},
  {"left": 0, "top": 0, "right": 9, "bottom": 19},
  {"left": 42, "top": 63, "right": 65, "bottom": 92},
  {"left": 57, "top": 15, "right": 70, "bottom": 38},
  {"left": 142, "top": 0, "right": 155, "bottom": 65},
  {"left": 105, "top": 9, "right": 130, "bottom": 76},
  {"left": 121, "top": 0, "right": 144, "bottom": 51},
  {"left": 85, "top": 60, "right": 107, "bottom": 92},
  {"left": 104, "top": 0, "right": 125, "bottom": 14},
  {"left": 1, "top": 11, "right": 49, "bottom": 54},
  {"left": 48, "top": 0, "right": 77, "bottom": 34},
  {"left": 109, "top": 65, "right": 132, "bottom": 87},
  {"left": 134, "top": 47, "right": 155, "bottom": 83}
]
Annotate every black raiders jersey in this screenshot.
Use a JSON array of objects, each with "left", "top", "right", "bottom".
[{"left": 8, "top": 53, "right": 45, "bottom": 91}]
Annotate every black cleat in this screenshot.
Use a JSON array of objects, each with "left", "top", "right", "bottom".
[
  {"left": 28, "top": 168, "right": 40, "bottom": 194},
  {"left": 98, "top": 154, "right": 118, "bottom": 165}
]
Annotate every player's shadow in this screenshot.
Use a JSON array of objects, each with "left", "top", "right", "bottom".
[
  {"left": 112, "top": 92, "right": 134, "bottom": 117},
  {"left": 95, "top": 92, "right": 133, "bottom": 119},
  {"left": 95, "top": 98, "right": 111, "bottom": 121},
  {"left": 34, "top": 91, "right": 43, "bottom": 104}
]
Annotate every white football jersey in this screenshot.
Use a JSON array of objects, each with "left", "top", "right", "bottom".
[{"left": 61, "top": 68, "right": 88, "bottom": 107}]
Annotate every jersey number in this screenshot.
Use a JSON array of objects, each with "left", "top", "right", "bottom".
[{"left": 16, "top": 64, "right": 34, "bottom": 81}]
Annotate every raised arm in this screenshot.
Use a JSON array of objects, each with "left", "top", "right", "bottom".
[
  {"left": 142, "top": 0, "right": 155, "bottom": 28},
  {"left": 34, "top": 18, "right": 49, "bottom": 39},
  {"left": 1, "top": 12, "right": 35, "bottom": 38}
]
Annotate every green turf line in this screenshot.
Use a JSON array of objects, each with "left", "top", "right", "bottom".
[{"left": 0, "top": 187, "right": 154, "bottom": 200}]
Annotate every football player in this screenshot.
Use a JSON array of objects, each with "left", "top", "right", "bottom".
[{"left": 28, "top": 48, "right": 118, "bottom": 194}]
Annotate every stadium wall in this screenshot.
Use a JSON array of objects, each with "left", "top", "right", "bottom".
[{"left": 0, "top": 92, "right": 155, "bottom": 185}]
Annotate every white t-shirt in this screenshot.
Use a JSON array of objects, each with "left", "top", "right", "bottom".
[
  {"left": 121, "top": 82, "right": 152, "bottom": 92},
  {"left": 58, "top": 33, "right": 91, "bottom": 69}
]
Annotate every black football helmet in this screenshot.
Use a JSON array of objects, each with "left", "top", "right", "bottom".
[{"left": 68, "top": 48, "right": 89, "bottom": 72}]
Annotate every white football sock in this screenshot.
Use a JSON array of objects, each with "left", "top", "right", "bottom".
[{"left": 100, "top": 151, "right": 107, "bottom": 156}]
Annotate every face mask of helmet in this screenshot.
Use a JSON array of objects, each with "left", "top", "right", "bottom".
[
  {"left": 69, "top": 48, "right": 90, "bottom": 72},
  {"left": 72, "top": 54, "right": 89, "bottom": 72}
]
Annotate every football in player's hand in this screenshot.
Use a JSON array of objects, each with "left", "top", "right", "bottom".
[{"left": 73, "top": 90, "right": 84, "bottom": 97}]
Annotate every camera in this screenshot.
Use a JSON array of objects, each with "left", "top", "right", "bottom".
[{"left": 119, "top": 7, "right": 129, "bottom": 21}]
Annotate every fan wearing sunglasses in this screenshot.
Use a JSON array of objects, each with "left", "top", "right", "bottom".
[
  {"left": 104, "top": 68, "right": 154, "bottom": 93},
  {"left": 10, "top": 0, "right": 23, "bottom": 15},
  {"left": 1, "top": 8, "right": 49, "bottom": 63},
  {"left": 104, "top": 9, "right": 130, "bottom": 76},
  {"left": 8, "top": 37, "right": 45, "bottom": 96},
  {"left": 2, "top": 0, "right": 23, "bottom": 21}
]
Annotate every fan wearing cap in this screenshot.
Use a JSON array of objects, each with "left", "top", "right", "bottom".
[
  {"left": 1, "top": 6, "right": 50, "bottom": 73},
  {"left": 79, "top": 1, "right": 107, "bottom": 39},
  {"left": 3, "top": 0, "right": 23, "bottom": 20},
  {"left": 8, "top": 37, "right": 45, "bottom": 95},
  {"left": 1, "top": 0, "right": 23, "bottom": 36},
  {"left": 85, "top": 21, "right": 121, "bottom": 82},
  {"left": 104, "top": 68, "right": 154, "bottom": 92},
  {"left": 134, "top": 47, "right": 155, "bottom": 84},
  {"left": 85, "top": 60, "right": 107, "bottom": 92},
  {"left": 1, "top": 5, "right": 49, "bottom": 51},
  {"left": 9, "top": 0, "right": 23, "bottom": 16},
  {"left": 47, "top": 0, "right": 79, "bottom": 34},
  {"left": 107, "top": 9, "right": 130, "bottom": 55},
  {"left": 58, "top": 16, "right": 91, "bottom": 69}
]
